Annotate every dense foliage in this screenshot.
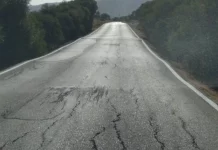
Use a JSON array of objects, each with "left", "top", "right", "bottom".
[
  {"left": 130, "top": 0, "right": 218, "bottom": 88},
  {"left": 100, "top": 13, "right": 111, "bottom": 21},
  {"left": 0, "top": 0, "right": 97, "bottom": 69},
  {"left": 95, "top": 11, "right": 111, "bottom": 21}
]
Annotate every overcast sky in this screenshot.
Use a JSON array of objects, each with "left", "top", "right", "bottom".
[{"left": 30, "top": 0, "right": 70, "bottom": 5}]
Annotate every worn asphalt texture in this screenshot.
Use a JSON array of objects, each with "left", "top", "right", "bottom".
[{"left": 0, "top": 22, "right": 218, "bottom": 150}]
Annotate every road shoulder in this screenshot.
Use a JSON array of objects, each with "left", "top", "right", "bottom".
[{"left": 128, "top": 22, "right": 218, "bottom": 105}]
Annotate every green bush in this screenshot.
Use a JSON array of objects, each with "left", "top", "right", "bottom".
[
  {"left": 0, "top": 0, "right": 97, "bottom": 70},
  {"left": 130, "top": 0, "right": 218, "bottom": 87}
]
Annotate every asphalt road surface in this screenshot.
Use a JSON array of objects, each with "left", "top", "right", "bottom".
[{"left": 0, "top": 22, "right": 218, "bottom": 150}]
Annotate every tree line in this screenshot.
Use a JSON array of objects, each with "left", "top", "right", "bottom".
[
  {"left": 0, "top": 0, "right": 97, "bottom": 70},
  {"left": 130, "top": 0, "right": 218, "bottom": 89},
  {"left": 95, "top": 11, "right": 111, "bottom": 21}
]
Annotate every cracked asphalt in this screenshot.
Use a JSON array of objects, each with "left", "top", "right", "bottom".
[{"left": 0, "top": 22, "right": 218, "bottom": 150}]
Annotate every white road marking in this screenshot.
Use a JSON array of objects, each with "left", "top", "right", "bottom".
[
  {"left": 1, "top": 22, "right": 217, "bottom": 111},
  {"left": 127, "top": 24, "right": 218, "bottom": 111},
  {"left": 0, "top": 24, "right": 105, "bottom": 76}
]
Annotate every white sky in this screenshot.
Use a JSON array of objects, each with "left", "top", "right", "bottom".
[{"left": 30, "top": 0, "right": 70, "bottom": 5}]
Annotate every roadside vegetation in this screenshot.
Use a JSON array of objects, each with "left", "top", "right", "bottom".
[
  {"left": 0, "top": 0, "right": 97, "bottom": 70},
  {"left": 93, "top": 11, "right": 111, "bottom": 30},
  {"left": 127, "top": 0, "right": 218, "bottom": 90}
]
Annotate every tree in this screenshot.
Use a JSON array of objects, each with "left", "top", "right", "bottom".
[
  {"left": 57, "top": 12, "right": 77, "bottom": 41},
  {"left": 0, "top": 0, "right": 30, "bottom": 67},
  {"left": 0, "top": 0, "right": 98, "bottom": 70},
  {"left": 100, "top": 13, "right": 111, "bottom": 21},
  {"left": 131, "top": 0, "right": 218, "bottom": 86},
  {"left": 0, "top": 26, "right": 3, "bottom": 43},
  {"left": 74, "top": 0, "right": 98, "bottom": 32},
  {"left": 26, "top": 13, "right": 47, "bottom": 57},
  {"left": 38, "top": 13, "right": 64, "bottom": 50},
  {"left": 95, "top": 11, "right": 100, "bottom": 19}
]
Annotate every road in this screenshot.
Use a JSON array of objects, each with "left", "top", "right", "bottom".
[{"left": 0, "top": 22, "right": 218, "bottom": 150}]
